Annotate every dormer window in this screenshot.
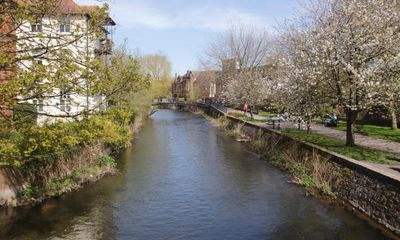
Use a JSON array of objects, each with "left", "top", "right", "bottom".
[
  {"left": 59, "top": 17, "right": 71, "bottom": 32},
  {"left": 31, "top": 21, "right": 42, "bottom": 32}
]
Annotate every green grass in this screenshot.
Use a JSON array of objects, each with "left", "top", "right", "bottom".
[
  {"left": 229, "top": 112, "right": 264, "bottom": 124},
  {"left": 333, "top": 121, "right": 400, "bottom": 143},
  {"left": 280, "top": 129, "right": 398, "bottom": 164},
  {"left": 258, "top": 111, "right": 276, "bottom": 118}
]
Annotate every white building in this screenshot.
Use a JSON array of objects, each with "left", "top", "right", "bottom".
[{"left": 16, "top": 0, "right": 115, "bottom": 124}]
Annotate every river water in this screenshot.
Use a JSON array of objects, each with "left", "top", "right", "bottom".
[{"left": 0, "top": 110, "right": 390, "bottom": 240}]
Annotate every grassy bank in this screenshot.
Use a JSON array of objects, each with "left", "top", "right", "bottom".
[
  {"left": 228, "top": 112, "right": 264, "bottom": 124},
  {"left": 334, "top": 121, "right": 400, "bottom": 143},
  {"left": 315, "top": 120, "right": 400, "bottom": 143},
  {"left": 279, "top": 129, "right": 398, "bottom": 164},
  {"left": 206, "top": 115, "right": 337, "bottom": 196},
  {"left": 0, "top": 108, "right": 148, "bottom": 207},
  {"left": 18, "top": 154, "right": 116, "bottom": 205}
]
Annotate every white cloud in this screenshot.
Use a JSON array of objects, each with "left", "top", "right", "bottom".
[{"left": 76, "top": 0, "right": 271, "bottom": 31}]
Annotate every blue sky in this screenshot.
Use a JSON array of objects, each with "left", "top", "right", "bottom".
[{"left": 76, "top": 0, "right": 306, "bottom": 74}]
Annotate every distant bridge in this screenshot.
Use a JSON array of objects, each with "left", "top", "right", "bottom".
[{"left": 152, "top": 99, "right": 228, "bottom": 114}]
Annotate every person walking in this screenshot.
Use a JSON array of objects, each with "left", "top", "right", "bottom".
[{"left": 243, "top": 104, "right": 249, "bottom": 115}]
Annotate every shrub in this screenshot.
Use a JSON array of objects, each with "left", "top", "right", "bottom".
[
  {"left": 13, "top": 103, "right": 37, "bottom": 126},
  {"left": 1, "top": 109, "right": 135, "bottom": 167}
]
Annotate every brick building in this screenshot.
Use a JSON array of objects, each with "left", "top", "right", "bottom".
[{"left": 171, "top": 70, "right": 217, "bottom": 100}]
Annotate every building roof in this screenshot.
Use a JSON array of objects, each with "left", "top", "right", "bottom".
[
  {"left": 15, "top": 0, "right": 116, "bottom": 25},
  {"left": 191, "top": 70, "right": 217, "bottom": 84},
  {"left": 54, "top": 0, "right": 82, "bottom": 14},
  {"left": 15, "top": 0, "right": 81, "bottom": 14},
  {"left": 79, "top": 5, "right": 97, "bottom": 13}
]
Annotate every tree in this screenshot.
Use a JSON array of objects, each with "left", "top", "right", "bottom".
[
  {"left": 99, "top": 45, "right": 150, "bottom": 109},
  {"left": 201, "top": 23, "right": 273, "bottom": 118},
  {"left": 375, "top": 45, "right": 400, "bottom": 130},
  {"left": 277, "top": 27, "right": 332, "bottom": 133},
  {"left": 140, "top": 53, "right": 172, "bottom": 81},
  {"left": 0, "top": 0, "right": 112, "bottom": 126},
  {"left": 278, "top": 0, "right": 400, "bottom": 146}
]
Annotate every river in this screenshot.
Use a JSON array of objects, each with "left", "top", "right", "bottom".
[{"left": 0, "top": 110, "right": 390, "bottom": 240}]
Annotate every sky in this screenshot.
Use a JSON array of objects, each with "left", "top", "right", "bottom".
[{"left": 75, "top": 0, "right": 306, "bottom": 74}]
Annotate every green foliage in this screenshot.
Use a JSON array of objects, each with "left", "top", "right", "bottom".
[
  {"left": 20, "top": 184, "right": 42, "bottom": 199},
  {"left": 140, "top": 53, "right": 172, "bottom": 81},
  {"left": 150, "top": 80, "right": 172, "bottom": 98},
  {"left": 258, "top": 112, "right": 276, "bottom": 118},
  {"left": 100, "top": 154, "right": 116, "bottom": 167},
  {"left": 19, "top": 153, "right": 117, "bottom": 201},
  {"left": 0, "top": 109, "right": 134, "bottom": 166},
  {"left": 47, "top": 174, "right": 77, "bottom": 196},
  {"left": 0, "top": 131, "right": 23, "bottom": 166},
  {"left": 230, "top": 112, "right": 248, "bottom": 118},
  {"left": 13, "top": 103, "right": 37, "bottom": 126}
]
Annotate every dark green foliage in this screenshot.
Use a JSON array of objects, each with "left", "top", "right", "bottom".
[{"left": 13, "top": 103, "right": 37, "bottom": 126}]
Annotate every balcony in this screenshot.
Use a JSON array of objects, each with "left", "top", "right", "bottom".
[{"left": 94, "top": 38, "right": 113, "bottom": 56}]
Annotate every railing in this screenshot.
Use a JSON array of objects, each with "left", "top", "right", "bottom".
[
  {"left": 211, "top": 103, "right": 227, "bottom": 114},
  {"left": 95, "top": 38, "right": 113, "bottom": 55},
  {"left": 152, "top": 98, "right": 228, "bottom": 114}
]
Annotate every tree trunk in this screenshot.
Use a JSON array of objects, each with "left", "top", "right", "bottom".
[
  {"left": 307, "top": 115, "right": 311, "bottom": 134},
  {"left": 346, "top": 110, "right": 358, "bottom": 146},
  {"left": 249, "top": 107, "right": 254, "bottom": 119},
  {"left": 391, "top": 109, "right": 398, "bottom": 130}
]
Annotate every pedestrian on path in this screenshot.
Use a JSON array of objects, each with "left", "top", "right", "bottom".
[{"left": 243, "top": 104, "right": 249, "bottom": 115}]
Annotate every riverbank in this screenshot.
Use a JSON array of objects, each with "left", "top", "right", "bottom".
[
  {"left": 0, "top": 114, "right": 145, "bottom": 208},
  {"left": 1, "top": 109, "right": 391, "bottom": 239},
  {"left": 196, "top": 106, "right": 400, "bottom": 239}
]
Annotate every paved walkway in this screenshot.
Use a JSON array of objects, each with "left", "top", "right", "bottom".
[
  {"left": 309, "top": 123, "right": 400, "bottom": 155},
  {"left": 227, "top": 108, "right": 400, "bottom": 155}
]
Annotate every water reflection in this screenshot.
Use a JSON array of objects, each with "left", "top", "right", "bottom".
[{"left": 0, "top": 110, "right": 390, "bottom": 240}]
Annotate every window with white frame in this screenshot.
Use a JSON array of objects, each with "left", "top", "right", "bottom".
[
  {"left": 31, "top": 21, "right": 42, "bottom": 32},
  {"left": 59, "top": 17, "right": 71, "bottom": 32},
  {"left": 32, "top": 99, "right": 44, "bottom": 112},
  {"left": 59, "top": 91, "right": 71, "bottom": 112}
]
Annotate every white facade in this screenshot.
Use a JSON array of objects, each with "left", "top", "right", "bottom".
[{"left": 16, "top": 6, "right": 113, "bottom": 125}]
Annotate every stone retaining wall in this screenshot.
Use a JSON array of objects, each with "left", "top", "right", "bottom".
[
  {"left": 0, "top": 144, "right": 112, "bottom": 207},
  {"left": 222, "top": 112, "right": 400, "bottom": 236},
  {"left": 0, "top": 166, "right": 25, "bottom": 206}
]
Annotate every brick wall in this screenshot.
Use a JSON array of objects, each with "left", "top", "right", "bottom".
[{"left": 0, "top": 14, "right": 17, "bottom": 118}]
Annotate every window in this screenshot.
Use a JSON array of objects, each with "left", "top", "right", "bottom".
[
  {"left": 31, "top": 21, "right": 42, "bottom": 32},
  {"left": 38, "top": 99, "right": 44, "bottom": 111},
  {"left": 59, "top": 18, "right": 71, "bottom": 32},
  {"left": 60, "top": 23, "right": 71, "bottom": 32},
  {"left": 33, "top": 99, "right": 44, "bottom": 112},
  {"left": 37, "top": 60, "right": 43, "bottom": 65},
  {"left": 59, "top": 91, "right": 71, "bottom": 112}
]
